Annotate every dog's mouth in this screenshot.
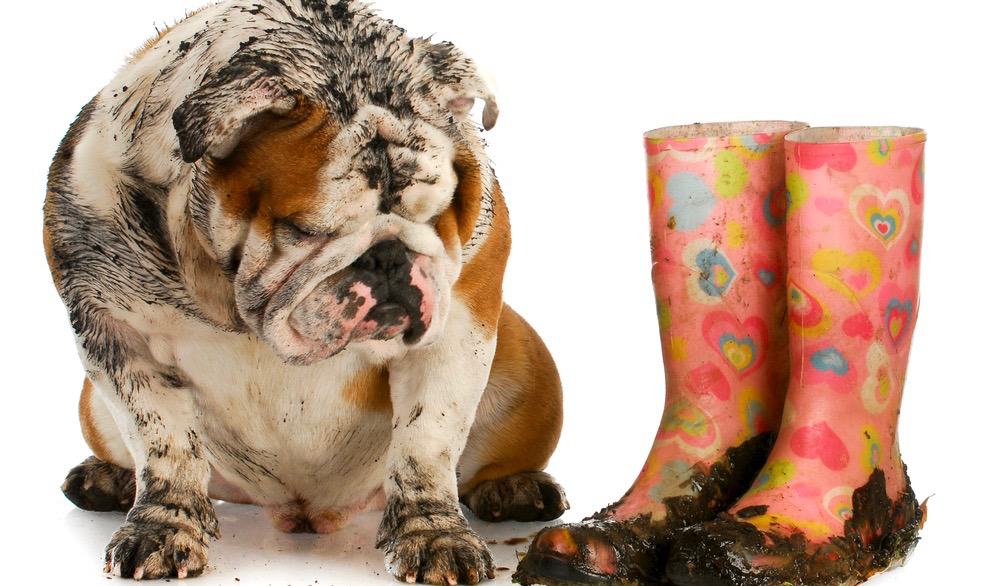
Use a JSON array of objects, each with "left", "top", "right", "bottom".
[{"left": 258, "top": 239, "right": 436, "bottom": 365}]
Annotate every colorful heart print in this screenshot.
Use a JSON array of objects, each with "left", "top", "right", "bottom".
[
  {"left": 814, "top": 196, "right": 845, "bottom": 216},
  {"left": 738, "top": 387, "right": 774, "bottom": 438},
  {"left": 746, "top": 459, "right": 796, "bottom": 496},
  {"left": 684, "top": 363, "right": 732, "bottom": 401},
  {"left": 879, "top": 283, "right": 915, "bottom": 349},
  {"left": 702, "top": 311, "right": 769, "bottom": 379},
  {"left": 911, "top": 149, "right": 925, "bottom": 204},
  {"left": 822, "top": 486, "right": 856, "bottom": 523},
  {"left": 785, "top": 172, "right": 809, "bottom": 215},
  {"left": 861, "top": 343, "right": 895, "bottom": 414},
  {"left": 658, "top": 398, "right": 721, "bottom": 458},
  {"left": 647, "top": 460, "right": 702, "bottom": 503},
  {"left": 867, "top": 138, "right": 892, "bottom": 165},
  {"left": 885, "top": 300, "right": 914, "bottom": 348},
  {"left": 906, "top": 235, "right": 921, "bottom": 265},
  {"left": 667, "top": 172, "right": 718, "bottom": 231},
  {"left": 790, "top": 422, "right": 850, "bottom": 471},
  {"left": 788, "top": 280, "right": 830, "bottom": 336},
  {"left": 714, "top": 150, "right": 749, "bottom": 198},
  {"left": 805, "top": 346, "right": 856, "bottom": 394},
  {"left": 850, "top": 184, "right": 910, "bottom": 248},
  {"left": 812, "top": 249, "right": 882, "bottom": 300},
  {"left": 810, "top": 347, "right": 849, "bottom": 375},
  {"left": 753, "top": 255, "right": 782, "bottom": 289},
  {"left": 843, "top": 312, "right": 875, "bottom": 340},
  {"left": 734, "top": 133, "right": 777, "bottom": 160},
  {"left": 794, "top": 142, "right": 858, "bottom": 172},
  {"left": 648, "top": 166, "right": 665, "bottom": 209},
  {"left": 861, "top": 425, "right": 882, "bottom": 475},
  {"left": 683, "top": 240, "right": 737, "bottom": 303},
  {"left": 694, "top": 247, "right": 736, "bottom": 297},
  {"left": 763, "top": 189, "right": 788, "bottom": 227}
]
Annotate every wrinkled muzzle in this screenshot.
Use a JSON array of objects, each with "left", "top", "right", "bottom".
[{"left": 253, "top": 238, "right": 437, "bottom": 365}]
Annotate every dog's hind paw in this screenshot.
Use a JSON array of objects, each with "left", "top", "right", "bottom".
[
  {"left": 461, "top": 471, "right": 569, "bottom": 523},
  {"left": 62, "top": 456, "right": 135, "bottom": 513}
]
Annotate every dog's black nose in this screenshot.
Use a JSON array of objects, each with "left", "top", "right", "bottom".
[{"left": 353, "top": 239, "right": 409, "bottom": 273}]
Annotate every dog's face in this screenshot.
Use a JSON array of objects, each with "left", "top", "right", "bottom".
[{"left": 172, "top": 36, "right": 497, "bottom": 365}]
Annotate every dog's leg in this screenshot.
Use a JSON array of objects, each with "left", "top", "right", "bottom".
[
  {"left": 458, "top": 305, "right": 569, "bottom": 523},
  {"left": 84, "top": 352, "right": 218, "bottom": 581},
  {"left": 378, "top": 306, "right": 496, "bottom": 585}
]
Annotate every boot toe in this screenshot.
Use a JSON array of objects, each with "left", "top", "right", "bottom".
[{"left": 514, "top": 525, "right": 618, "bottom": 584}]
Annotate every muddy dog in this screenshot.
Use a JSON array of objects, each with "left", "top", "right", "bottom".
[{"left": 44, "top": 1, "right": 566, "bottom": 583}]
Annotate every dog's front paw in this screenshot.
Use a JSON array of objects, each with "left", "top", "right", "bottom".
[
  {"left": 386, "top": 527, "right": 495, "bottom": 585},
  {"left": 104, "top": 521, "right": 209, "bottom": 580},
  {"left": 378, "top": 498, "right": 495, "bottom": 584}
]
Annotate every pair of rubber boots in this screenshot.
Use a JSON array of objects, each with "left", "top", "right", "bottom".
[{"left": 515, "top": 123, "right": 927, "bottom": 586}]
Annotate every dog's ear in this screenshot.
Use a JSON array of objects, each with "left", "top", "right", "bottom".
[
  {"left": 173, "top": 68, "right": 299, "bottom": 163},
  {"left": 418, "top": 41, "right": 499, "bottom": 130}
]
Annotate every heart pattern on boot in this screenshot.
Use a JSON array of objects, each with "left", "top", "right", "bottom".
[
  {"left": 790, "top": 422, "right": 850, "bottom": 471},
  {"left": 812, "top": 249, "right": 882, "bottom": 300},
  {"left": 702, "top": 311, "right": 768, "bottom": 378},
  {"left": 850, "top": 184, "right": 910, "bottom": 248}
]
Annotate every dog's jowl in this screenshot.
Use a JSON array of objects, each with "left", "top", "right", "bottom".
[{"left": 45, "top": 1, "right": 566, "bottom": 583}]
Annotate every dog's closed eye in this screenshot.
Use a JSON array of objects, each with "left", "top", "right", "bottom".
[{"left": 276, "top": 218, "right": 330, "bottom": 243}]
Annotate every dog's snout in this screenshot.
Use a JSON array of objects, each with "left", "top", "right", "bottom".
[{"left": 353, "top": 239, "right": 409, "bottom": 273}]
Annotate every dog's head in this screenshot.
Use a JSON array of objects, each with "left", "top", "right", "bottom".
[{"left": 171, "top": 5, "right": 499, "bottom": 365}]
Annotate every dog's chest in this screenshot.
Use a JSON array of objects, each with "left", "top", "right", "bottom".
[{"left": 167, "top": 327, "right": 395, "bottom": 507}]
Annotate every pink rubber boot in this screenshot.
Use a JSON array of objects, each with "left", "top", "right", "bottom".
[
  {"left": 666, "top": 127, "right": 926, "bottom": 586},
  {"left": 515, "top": 121, "right": 805, "bottom": 584}
]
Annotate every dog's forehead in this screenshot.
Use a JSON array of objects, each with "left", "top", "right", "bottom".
[{"left": 253, "top": 4, "right": 439, "bottom": 125}]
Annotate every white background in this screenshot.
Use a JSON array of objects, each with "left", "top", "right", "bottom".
[{"left": 1, "top": 1, "right": 996, "bottom": 584}]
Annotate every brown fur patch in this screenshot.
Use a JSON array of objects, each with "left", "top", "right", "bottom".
[
  {"left": 43, "top": 215, "right": 61, "bottom": 291},
  {"left": 451, "top": 148, "right": 484, "bottom": 245},
  {"left": 460, "top": 306, "right": 562, "bottom": 492},
  {"left": 433, "top": 206, "right": 461, "bottom": 262},
  {"left": 451, "top": 176, "right": 511, "bottom": 336},
  {"left": 342, "top": 366, "right": 392, "bottom": 413},
  {"left": 79, "top": 378, "right": 115, "bottom": 464},
  {"left": 207, "top": 101, "right": 337, "bottom": 228}
]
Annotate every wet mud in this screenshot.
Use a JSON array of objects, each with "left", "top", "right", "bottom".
[
  {"left": 665, "top": 468, "right": 923, "bottom": 586},
  {"left": 513, "top": 433, "right": 775, "bottom": 585}
]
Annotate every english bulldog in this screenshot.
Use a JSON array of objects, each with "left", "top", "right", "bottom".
[{"left": 44, "top": 1, "right": 566, "bottom": 583}]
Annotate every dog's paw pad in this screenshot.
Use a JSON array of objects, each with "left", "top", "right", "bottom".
[
  {"left": 461, "top": 471, "right": 569, "bottom": 523},
  {"left": 387, "top": 528, "right": 495, "bottom": 585},
  {"left": 62, "top": 456, "right": 135, "bottom": 513},
  {"left": 105, "top": 521, "right": 209, "bottom": 580}
]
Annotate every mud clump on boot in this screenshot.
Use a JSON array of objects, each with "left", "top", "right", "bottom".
[
  {"left": 665, "top": 468, "right": 924, "bottom": 586},
  {"left": 660, "top": 432, "right": 776, "bottom": 527},
  {"left": 513, "top": 433, "right": 775, "bottom": 585}
]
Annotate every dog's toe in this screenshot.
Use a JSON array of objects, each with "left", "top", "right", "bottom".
[{"left": 461, "top": 471, "right": 569, "bottom": 523}]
